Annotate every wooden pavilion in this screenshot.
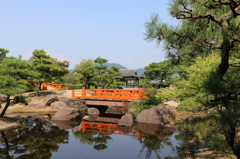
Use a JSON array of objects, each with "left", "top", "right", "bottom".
[{"left": 119, "top": 69, "right": 144, "bottom": 87}]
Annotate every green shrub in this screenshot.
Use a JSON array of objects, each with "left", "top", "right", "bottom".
[
  {"left": 65, "top": 84, "right": 83, "bottom": 90},
  {"left": 128, "top": 88, "right": 162, "bottom": 115},
  {"left": 13, "top": 96, "right": 31, "bottom": 105},
  {"left": 177, "top": 97, "right": 203, "bottom": 111}
]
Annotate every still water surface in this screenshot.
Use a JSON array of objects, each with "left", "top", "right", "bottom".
[{"left": 0, "top": 120, "right": 190, "bottom": 159}]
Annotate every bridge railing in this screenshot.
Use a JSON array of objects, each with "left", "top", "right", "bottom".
[
  {"left": 31, "top": 82, "right": 68, "bottom": 90},
  {"left": 44, "top": 82, "right": 69, "bottom": 90},
  {"left": 31, "top": 83, "right": 48, "bottom": 90},
  {"left": 72, "top": 87, "right": 144, "bottom": 100}
]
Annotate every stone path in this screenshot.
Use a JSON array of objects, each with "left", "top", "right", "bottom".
[
  {"left": 47, "top": 86, "right": 58, "bottom": 90},
  {"left": 60, "top": 90, "right": 72, "bottom": 98},
  {"left": 46, "top": 86, "right": 72, "bottom": 98}
]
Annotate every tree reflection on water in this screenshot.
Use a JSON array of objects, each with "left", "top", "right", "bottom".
[
  {"left": 136, "top": 123, "right": 175, "bottom": 159},
  {"left": 0, "top": 121, "right": 189, "bottom": 159},
  {"left": 73, "top": 131, "right": 112, "bottom": 151},
  {"left": 138, "top": 134, "right": 172, "bottom": 159},
  {"left": 0, "top": 122, "right": 69, "bottom": 159},
  {"left": 72, "top": 121, "right": 177, "bottom": 159}
]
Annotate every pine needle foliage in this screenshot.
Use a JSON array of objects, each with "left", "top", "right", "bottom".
[{"left": 0, "top": 57, "right": 38, "bottom": 117}]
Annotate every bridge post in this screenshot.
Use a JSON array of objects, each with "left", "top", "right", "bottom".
[
  {"left": 139, "top": 88, "right": 143, "bottom": 98},
  {"left": 82, "top": 87, "right": 86, "bottom": 98},
  {"left": 97, "top": 87, "right": 101, "bottom": 98},
  {"left": 72, "top": 90, "right": 75, "bottom": 98}
]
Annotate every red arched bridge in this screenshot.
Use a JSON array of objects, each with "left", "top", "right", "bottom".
[
  {"left": 31, "top": 83, "right": 162, "bottom": 107},
  {"left": 72, "top": 87, "right": 146, "bottom": 107}
]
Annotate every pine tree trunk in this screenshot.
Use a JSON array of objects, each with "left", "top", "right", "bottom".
[
  {"left": 39, "top": 82, "right": 43, "bottom": 91},
  {"left": 217, "top": 39, "right": 231, "bottom": 80},
  {"left": 225, "top": 124, "right": 240, "bottom": 159},
  {"left": 0, "top": 95, "right": 11, "bottom": 117}
]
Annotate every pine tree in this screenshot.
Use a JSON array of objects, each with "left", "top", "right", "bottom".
[{"left": 0, "top": 57, "right": 38, "bottom": 117}]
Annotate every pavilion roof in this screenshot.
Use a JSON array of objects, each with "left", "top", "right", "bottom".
[{"left": 119, "top": 69, "right": 138, "bottom": 77}]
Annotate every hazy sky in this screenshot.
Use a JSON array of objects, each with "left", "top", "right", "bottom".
[{"left": 1, "top": 0, "right": 176, "bottom": 69}]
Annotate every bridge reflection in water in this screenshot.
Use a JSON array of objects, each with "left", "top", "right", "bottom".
[{"left": 72, "top": 121, "right": 145, "bottom": 140}]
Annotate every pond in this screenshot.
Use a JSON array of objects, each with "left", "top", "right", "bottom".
[{"left": 0, "top": 120, "right": 194, "bottom": 159}]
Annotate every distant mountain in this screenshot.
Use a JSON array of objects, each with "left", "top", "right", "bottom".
[
  {"left": 70, "top": 63, "right": 147, "bottom": 73},
  {"left": 69, "top": 63, "right": 127, "bottom": 73},
  {"left": 136, "top": 68, "right": 145, "bottom": 76},
  {"left": 104, "top": 63, "right": 128, "bottom": 69}
]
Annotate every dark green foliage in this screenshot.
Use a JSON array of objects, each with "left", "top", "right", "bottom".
[
  {"left": 0, "top": 57, "right": 39, "bottom": 117},
  {"left": 12, "top": 95, "right": 31, "bottom": 105},
  {"left": 0, "top": 58, "right": 38, "bottom": 94},
  {"left": 74, "top": 57, "right": 124, "bottom": 89},
  {"left": 0, "top": 48, "right": 9, "bottom": 62},
  {"left": 74, "top": 59, "right": 95, "bottom": 89},
  {"left": 29, "top": 49, "right": 69, "bottom": 89},
  {"left": 62, "top": 73, "right": 81, "bottom": 85},
  {"left": 93, "top": 57, "right": 125, "bottom": 88},
  {"left": 145, "top": 60, "right": 174, "bottom": 88},
  {"left": 93, "top": 57, "right": 113, "bottom": 88}
]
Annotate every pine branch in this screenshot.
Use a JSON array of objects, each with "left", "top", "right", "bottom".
[
  {"left": 177, "top": 0, "right": 240, "bottom": 27},
  {"left": 195, "top": 0, "right": 221, "bottom": 9}
]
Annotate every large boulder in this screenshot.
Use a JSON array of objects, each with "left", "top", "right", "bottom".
[
  {"left": 64, "top": 99, "right": 87, "bottom": 116},
  {"left": 50, "top": 101, "right": 68, "bottom": 109},
  {"left": 88, "top": 107, "right": 100, "bottom": 115},
  {"left": 51, "top": 108, "right": 82, "bottom": 121},
  {"left": 28, "top": 102, "right": 46, "bottom": 109},
  {"left": 105, "top": 106, "right": 125, "bottom": 114},
  {"left": 64, "top": 98, "right": 85, "bottom": 108},
  {"left": 83, "top": 108, "right": 100, "bottom": 121},
  {"left": 50, "top": 98, "right": 87, "bottom": 117},
  {"left": 118, "top": 114, "right": 133, "bottom": 126},
  {"left": 58, "top": 97, "right": 68, "bottom": 103},
  {"left": 135, "top": 104, "right": 175, "bottom": 126},
  {"left": 42, "top": 94, "right": 59, "bottom": 106}
]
